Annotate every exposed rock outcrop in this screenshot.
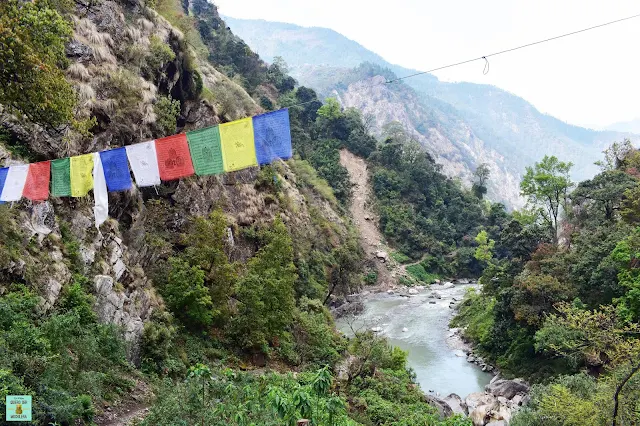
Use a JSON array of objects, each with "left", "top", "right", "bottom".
[{"left": 462, "top": 379, "right": 530, "bottom": 426}]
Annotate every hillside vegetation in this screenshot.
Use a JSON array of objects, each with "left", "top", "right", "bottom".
[{"left": 451, "top": 142, "right": 640, "bottom": 424}]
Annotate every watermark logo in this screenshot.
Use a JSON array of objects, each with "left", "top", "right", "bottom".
[{"left": 6, "top": 395, "right": 32, "bottom": 422}]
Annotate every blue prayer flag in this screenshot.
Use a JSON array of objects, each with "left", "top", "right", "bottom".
[
  {"left": 100, "top": 147, "right": 132, "bottom": 192},
  {"left": 253, "top": 109, "right": 293, "bottom": 165},
  {"left": 0, "top": 168, "right": 8, "bottom": 204}
]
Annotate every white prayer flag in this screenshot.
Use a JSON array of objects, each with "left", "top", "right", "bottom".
[
  {"left": 0, "top": 165, "right": 29, "bottom": 202},
  {"left": 125, "top": 141, "right": 161, "bottom": 187},
  {"left": 93, "top": 153, "right": 108, "bottom": 229}
]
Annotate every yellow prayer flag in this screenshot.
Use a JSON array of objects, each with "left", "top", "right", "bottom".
[
  {"left": 219, "top": 118, "right": 258, "bottom": 172},
  {"left": 70, "top": 153, "right": 94, "bottom": 197}
]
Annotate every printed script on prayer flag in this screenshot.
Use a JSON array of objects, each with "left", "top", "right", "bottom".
[
  {"left": 125, "top": 141, "right": 161, "bottom": 187},
  {"left": 23, "top": 161, "right": 51, "bottom": 201},
  {"left": 253, "top": 109, "right": 293, "bottom": 165},
  {"left": 100, "top": 147, "right": 132, "bottom": 192},
  {"left": 51, "top": 158, "right": 71, "bottom": 197},
  {"left": 187, "top": 126, "right": 224, "bottom": 176},
  {"left": 219, "top": 117, "right": 258, "bottom": 172},
  {"left": 155, "top": 134, "right": 195, "bottom": 181},
  {"left": 70, "top": 154, "right": 94, "bottom": 197}
]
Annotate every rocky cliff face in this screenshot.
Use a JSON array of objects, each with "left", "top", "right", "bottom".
[
  {"left": 0, "top": 0, "right": 351, "bottom": 364},
  {"left": 337, "top": 76, "right": 523, "bottom": 207}
]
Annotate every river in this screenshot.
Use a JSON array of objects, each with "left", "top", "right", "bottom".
[{"left": 336, "top": 282, "right": 493, "bottom": 398}]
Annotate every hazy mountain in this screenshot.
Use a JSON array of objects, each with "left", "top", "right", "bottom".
[
  {"left": 606, "top": 118, "right": 640, "bottom": 134},
  {"left": 224, "top": 16, "right": 636, "bottom": 207}
]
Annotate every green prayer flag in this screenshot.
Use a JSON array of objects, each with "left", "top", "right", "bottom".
[
  {"left": 187, "top": 126, "right": 224, "bottom": 176},
  {"left": 51, "top": 158, "right": 71, "bottom": 197}
]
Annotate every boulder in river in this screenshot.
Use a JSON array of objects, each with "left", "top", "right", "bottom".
[
  {"left": 429, "top": 301, "right": 437, "bottom": 304},
  {"left": 441, "top": 282, "right": 455, "bottom": 289},
  {"left": 428, "top": 292, "right": 442, "bottom": 299},
  {"left": 345, "top": 293, "right": 361, "bottom": 303},
  {"left": 402, "top": 327, "right": 408, "bottom": 332},
  {"left": 443, "top": 393, "right": 468, "bottom": 415},
  {"left": 408, "top": 288, "right": 419, "bottom": 295},
  {"left": 371, "top": 326, "right": 382, "bottom": 332},
  {"left": 423, "top": 394, "right": 453, "bottom": 419},
  {"left": 485, "top": 379, "right": 530, "bottom": 399}
]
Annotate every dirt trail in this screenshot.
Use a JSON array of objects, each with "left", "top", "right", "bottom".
[
  {"left": 95, "top": 380, "right": 151, "bottom": 426},
  {"left": 340, "top": 149, "right": 399, "bottom": 289}
]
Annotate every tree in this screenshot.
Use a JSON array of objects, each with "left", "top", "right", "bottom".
[
  {"left": 571, "top": 170, "right": 636, "bottom": 222},
  {"left": 472, "top": 163, "right": 491, "bottom": 199},
  {"left": 534, "top": 303, "right": 640, "bottom": 426},
  {"left": 316, "top": 98, "right": 342, "bottom": 120},
  {"left": 595, "top": 140, "right": 634, "bottom": 172},
  {"left": 520, "top": 155, "right": 573, "bottom": 243},
  {"left": 231, "top": 219, "right": 297, "bottom": 351},
  {"left": 511, "top": 273, "right": 576, "bottom": 326},
  {"left": 474, "top": 230, "right": 495, "bottom": 263},
  {"left": 0, "top": 0, "right": 76, "bottom": 127},
  {"left": 161, "top": 257, "right": 213, "bottom": 329},
  {"left": 183, "top": 210, "right": 238, "bottom": 327}
]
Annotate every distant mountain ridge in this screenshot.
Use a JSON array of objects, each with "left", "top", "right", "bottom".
[
  {"left": 606, "top": 118, "right": 640, "bottom": 134},
  {"left": 224, "top": 16, "right": 637, "bottom": 207}
]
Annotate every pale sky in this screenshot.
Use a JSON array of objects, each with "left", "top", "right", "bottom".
[{"left": 214, "top": 0, "right": 640, "bottom": 130}]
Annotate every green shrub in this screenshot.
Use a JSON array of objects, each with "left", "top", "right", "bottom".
[
  {"left": 146, "top": 35, "right": 176, "bottom": 73},
  {"left": 450, "top": 288, "right": 495, "bottom": 347},
  {"left": 231, "top": 219, "right": 297, "bottom": 352},
  {"left": 390, "top": 251, "right": 411, "bottom": 264},
  {"left": 291, "top": 298, "right": 346, "bottom": 367},
  {"left": 160, "top": 257, "right": 213, "bottom": 329},
  {"left": 142, "top": 367, "right": 357, "bottom": 426},
  {"left": 0, "top": 0, "right": 77, "bottom": 128},
  {"left": 154, "top": 95, "right": 181, "bottom": 136},
  {"left": 364, "top": 271, "right": 378, "bottom": 285},
  {"left": 405, "top": 263, "right": 438, "bottom": 283},
  {"left": 290, "top": 159, "right": 339, "bottom": 206},
  {"left": 0, "top": 283, "right": 133, "bottom": 425}
]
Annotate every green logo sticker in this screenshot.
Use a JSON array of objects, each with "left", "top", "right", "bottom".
[{"left": 6, "top": 395, "right": 32, "bottom": 422}]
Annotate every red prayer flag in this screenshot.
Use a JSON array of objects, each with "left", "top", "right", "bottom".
[
  {"left": 23, "top": 161, "right": 51, "bottom": 201},
  {"left": 155, "top": 134, "right": 195, "bottom": 181}
]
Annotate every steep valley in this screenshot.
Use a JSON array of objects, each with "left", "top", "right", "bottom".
[
  {"left": 2, "top": 1, "right": 640, "bottom": 425},
  {"left": 225, "top": 16, "right": 638, "bottom": 208}
]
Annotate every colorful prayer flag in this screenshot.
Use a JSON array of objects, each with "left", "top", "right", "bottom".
[
  {"left": 253, "top": 109, "right": 293, "bottom": 165},
  {"left": 51, "top": 158, "right": 71, "bottom": 197},
  {"left": 23, "top": 161, "right": 51, "bottom": 201},
  {"left": 219, "top": 117, "right": 257, "bottom": 172},
  {"left": 187, "top": 126, "right": 224, "bottom": 176},
  {"left": 70, "top": 154, "right": 94, "bottom": 197},
  {"left": 93, "top": 153, "right": 108, "bottom": 229},
  {"left": 126, "top": 141, "right": 161, "bottom": 187},
  {"left": 0, "top": 168, "right": 9, "bottom": 204},
  {"left": 0, "top": 165, "right": 29, "bottom": 202},
  {"left": 100, "top": 147, "right": 132, "bottom": 192},
  {"left": 155, "top": 134, "right": 195, "bottom": 181}
]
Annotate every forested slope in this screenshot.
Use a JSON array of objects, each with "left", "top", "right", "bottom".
[{"left": 452, "top": 144, "right": 640, "bottom": 424}]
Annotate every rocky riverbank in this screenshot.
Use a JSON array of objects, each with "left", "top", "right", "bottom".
[
  {"left": 334, "top": 279, "right": 531, "bottom": 425},
  {"left": 433, "top": 377, "right": 530, "bottom": 425}
]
